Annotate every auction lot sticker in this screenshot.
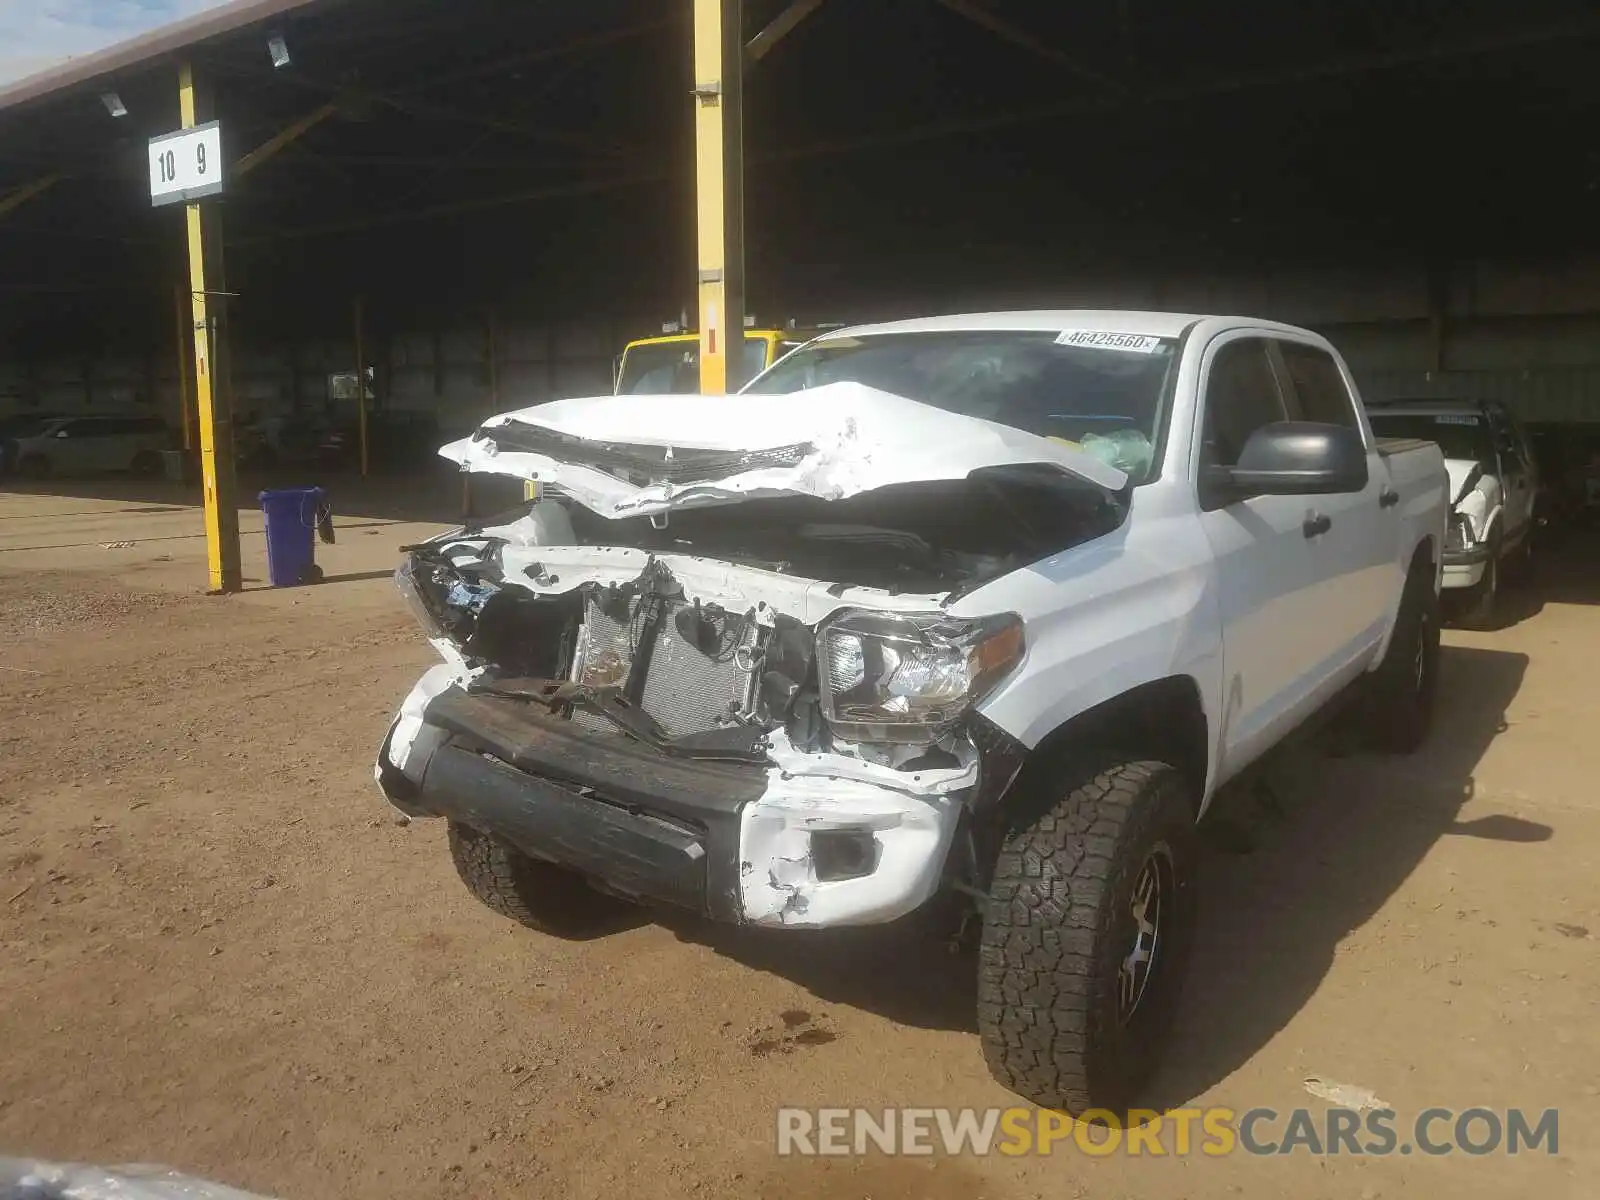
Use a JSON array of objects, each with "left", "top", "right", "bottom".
[{"left": 1056, "top": 330, "right": 1164, "bottom": 353}]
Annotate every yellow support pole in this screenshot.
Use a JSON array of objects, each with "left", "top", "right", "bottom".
[
  {"left": 692, "top": 0, "right": 746, "bottom": 395},
  {"left": 173, "top": 283, "right": 193, "bottom": 452},
  {"left": 180, "top": 61, "right": 242, "bottom": 594},
  {"left": 354, "top": 297, "right": 369, "bottom": 477}
]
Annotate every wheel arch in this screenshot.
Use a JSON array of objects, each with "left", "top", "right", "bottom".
[{"left": 1009, "top": 675, "right": 1209, "bottom": 816}]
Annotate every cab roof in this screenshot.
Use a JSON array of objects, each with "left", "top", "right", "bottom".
[{"left": 811, "top": 310, "right": 1323, "bottom": 341}]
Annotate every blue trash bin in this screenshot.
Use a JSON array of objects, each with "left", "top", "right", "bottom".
[{"left": 259, "top": 487, "right": 326, "bottom": 587}]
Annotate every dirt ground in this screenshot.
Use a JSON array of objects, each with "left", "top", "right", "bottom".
[{"left": 0, "top": 479, "right": 1596, "bottom": 1199}]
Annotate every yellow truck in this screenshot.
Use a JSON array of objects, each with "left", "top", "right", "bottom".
[{"left": 613, "top": 324, "right": 832, "bottom": 394}]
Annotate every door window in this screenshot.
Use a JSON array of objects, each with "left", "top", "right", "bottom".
[
  {"left": 1201, "top": 338, "right": 1288, "bottom": 468},
  {"left": 1276, "top": 342, "right": 1359, "bottom": 428}
]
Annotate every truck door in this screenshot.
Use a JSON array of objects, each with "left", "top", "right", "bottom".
[
  {"left": 1272, "top": 338, "right": 1395, "bottom": 674},
  {"left": 1490, "top": 406, "right": 1536, "bottom": 548},
  {"left": 1195, "top": 334, "right": 1329, "bottom": 776}
]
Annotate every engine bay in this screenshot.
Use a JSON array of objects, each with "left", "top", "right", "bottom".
[{"left": 398, "top": 470, "right": 1120, "bottom": 769}]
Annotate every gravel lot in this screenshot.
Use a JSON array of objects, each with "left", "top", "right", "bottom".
[{"left": 1, "top": 481, "right": 1595, "bottom": 1199}]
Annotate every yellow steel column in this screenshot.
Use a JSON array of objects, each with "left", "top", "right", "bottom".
[
  {"left": 354, "top": 297, "right": 369, "bottom": 477},
  {"left": 180, "top": 61, "right": 242, "bottom": 593},
  {"left": 173, "top": 283, "right": 193, "bottom": 451},
  {"left": 692, "top": 0, "right": 746, "bottom": 395}
]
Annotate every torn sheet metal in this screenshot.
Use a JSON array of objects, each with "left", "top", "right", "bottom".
[
  {"left": 437, "top": 381, "right": 1126, "bottom": 520},
  {"left": 493, "top": 544, "right": 953, "bottom": 626},
  {"left": 764, "top": 728, "right": 978, "bottom": 797},
  {"left": 739, "top": 772, "right": 967, "bottom": 927},
  {"left": 374, "top": 660, "right": 471, "bottom": 788}
]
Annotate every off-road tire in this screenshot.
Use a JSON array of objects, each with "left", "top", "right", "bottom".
[
  {"left": 1453, "top": 535, "right": 1501, "bottom": 630},
  {"left": 978, "top": 759, "right": 1197, "bottom": 1116},
  {"left": 1365, "top": 562, "right": 1440, "bottom": 753},
  {"left": 447, "top": 821, "right": 630, "bottom": 938}
]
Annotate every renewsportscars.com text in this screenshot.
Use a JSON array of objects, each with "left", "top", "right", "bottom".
[{"left": 775, "top": 1106, "right": 1559, "bottom": 1158}]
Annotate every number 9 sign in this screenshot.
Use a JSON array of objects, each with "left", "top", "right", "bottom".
[{"left": 149, "top": 120, "right": 225, "bottom": 207}]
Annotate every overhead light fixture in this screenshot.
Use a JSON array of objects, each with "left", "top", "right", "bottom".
[
  {"left": 267, "top": 33, "right": 291, "bottom": 68},
  {"left": 100, "top": 91, "right": 128, "bottom": 117}
]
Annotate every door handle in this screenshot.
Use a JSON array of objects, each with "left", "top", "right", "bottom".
[
  {"left": 1379, "top": 487, "right": 1400, "bottom": 508},
  {"left": 1303, "top": 513, "right": 1332, "bottom": 538}
]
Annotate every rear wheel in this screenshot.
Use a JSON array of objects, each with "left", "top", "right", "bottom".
[
  {"left": 130, "top": 449, "right": 162, "bottom": 476},
  {"left": 978, "top": 758, "right": 1197, "bottom": 1116},
  {"left": 447, "top": 821, "right": 633, "bottom": 939}
]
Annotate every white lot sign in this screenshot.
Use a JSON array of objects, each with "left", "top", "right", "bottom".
[{"left": 148, "top": 121, "right": 225, "bottom": 207}]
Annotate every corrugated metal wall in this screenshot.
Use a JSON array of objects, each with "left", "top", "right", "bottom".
[{"left": 7, "top": 256, "right": 1600, "bottom": 428}]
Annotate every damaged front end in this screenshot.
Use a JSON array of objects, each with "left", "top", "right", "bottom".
[{"left": 376, "top": 389, "right": 1121, "bottom": 927}]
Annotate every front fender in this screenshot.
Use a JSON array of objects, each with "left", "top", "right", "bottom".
[{"left": 956, "top": 502, "right": 1225, "bottom": 795}]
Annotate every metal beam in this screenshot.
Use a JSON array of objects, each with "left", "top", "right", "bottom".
[
  {"left": 234, "top": 168, "right": 664, "bottom": 244},
  {"left": 694, "top": 0, "right": 746, "bottom": 394},
  {"left": 233, "top": 102, "right": 339, "bottom": 179},
  {"left": 746, "top": 0, "right": 825, "bottom": 64},
  {"left": 214, "top": 64, "right": 631, "bottom": 158},
  {"left": 768, "top": 11, "right": 1600, "bottom": 165},
  {"left": 401, "top": 16, "right": 678, "bottom": 94},
  {"left": 0, "top": 173, "right": 62, "bottom": 221},
  {"left": 180, "top": 61, "right": 242, "bottom": 595},
  {"left": 933, "top": 0, "right": 1128, "bottom": 94}
]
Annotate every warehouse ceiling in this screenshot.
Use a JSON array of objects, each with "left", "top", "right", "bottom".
[{"left": 2, "top": 0, "right": 1600, "bottom": 353}]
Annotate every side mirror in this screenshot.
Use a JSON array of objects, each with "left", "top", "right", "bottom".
[
  {"left": 1209, "top": 421, "right": 1368, "bottom": 497},
  {"left": 54, "top": 428, "right": 70, "bottom": 439}
]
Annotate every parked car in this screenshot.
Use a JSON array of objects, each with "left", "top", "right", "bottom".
[
  {"left": 0, "top": 412, "right": 64, "bottom": 476},
  {"left": 1365, "top": 398, "right": 1538, "bottom": 628},
  {"left": 6, "top": 414, "right": 171, "bottom": 478},
  {"left": 375, "top": 311, "right": 1448, "bottom": 1114}
]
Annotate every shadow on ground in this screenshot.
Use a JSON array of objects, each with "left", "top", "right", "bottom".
[{"left": 668, "top": 643, "right": 1536, "bottom": 1113}]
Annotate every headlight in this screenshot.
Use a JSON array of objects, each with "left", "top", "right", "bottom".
[
  {"left": 394, "top": 556, "right": 445, "bottom": 638},
  {"left": 817, "top": 610, "right": 1025, "bottom": 744},
  {"left": 1446, "top": 512, "right": 1476, "bottom": 552}
]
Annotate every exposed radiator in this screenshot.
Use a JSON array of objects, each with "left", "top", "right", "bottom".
[{"left": 572, "top": 590, "right": 762, "bottom": 738}]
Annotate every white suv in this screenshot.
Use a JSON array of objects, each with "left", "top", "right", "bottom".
[{"left": 8, "top": 415, "right": 171, "bottom": 479}]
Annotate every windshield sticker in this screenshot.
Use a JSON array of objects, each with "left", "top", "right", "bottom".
[
  {"left": 1433, "top": 414, "right": 1481, "bottom": 425},
  {"left": 1055, "top": 330, "right": 1164, "bottom": 353}
]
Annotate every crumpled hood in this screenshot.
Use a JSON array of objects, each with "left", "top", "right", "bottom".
[{"left": 437, "top": 381, "right": 1128, "bottom": 519}]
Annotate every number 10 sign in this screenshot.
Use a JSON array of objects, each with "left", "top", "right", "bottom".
[{"left": 148, "top": 120, "right": 225, "bottom": 207}]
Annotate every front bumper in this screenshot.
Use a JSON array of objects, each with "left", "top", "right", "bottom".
[
  {"left": 1442, "top": 541, "right": 1492, "bottom": 589},
  {"left": 376, "top": 676, "right": 969, "bottom": 928}
]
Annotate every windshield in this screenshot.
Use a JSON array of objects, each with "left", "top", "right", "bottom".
[
  {"left": 742, "top": 329, "right": 1180, "bottom": 483},
  {"left": 1368, "top": 412, "right": 1494, "bottom": 466},
  {"left": 617, "top": 337, "right": 771, "bottom": 395}
]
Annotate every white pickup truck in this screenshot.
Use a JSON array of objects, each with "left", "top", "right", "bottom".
[
  {"left": 375, "top": 310, "right": 1449, "bottom": 1114},
  {"left": 1365, "top": 398, "right": 1539, "bottom": 629}
]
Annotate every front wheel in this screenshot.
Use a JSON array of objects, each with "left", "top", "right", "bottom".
[
  {"left": 1453, "top": 539, "right": 1501, "bottom": 630},
  {"left": 1364, "top": 562, "right": 1440, "bottom": 753},
  {"left": 978, "top": 758, "right": 1197, "bottom": 1116},
  {"left": 447, "top": 821, "right": 634, "bottom": 939}
]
